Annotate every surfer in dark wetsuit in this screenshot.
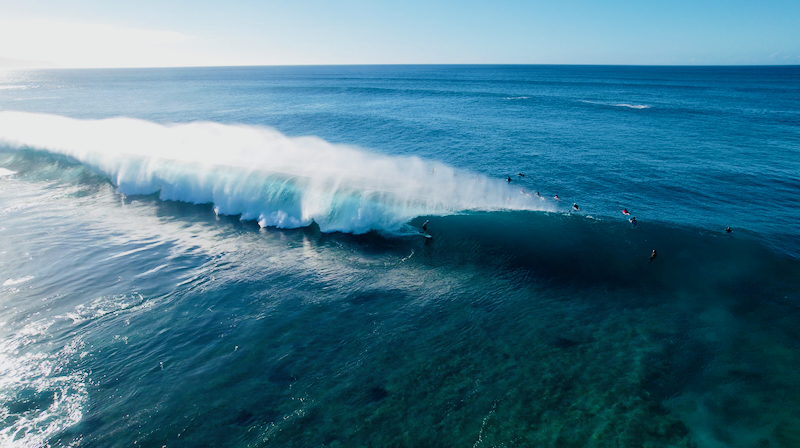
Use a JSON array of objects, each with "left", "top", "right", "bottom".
[
  {"left": 506, "top": 176, "right": 512, "bottom": 183},
  {"left": 422, "top": 220, "right": 429, "bottom": 233},
  {"left": 518, "top": 173, "right": 526, "bottom": 177},
  {"left": 573, "top": 203, "right": 580, "bottom": 211},
  {"left": 726, "top": 227, "right": 732, "bottom": 233},
  {"left": 629, "top": 217, "right": 637, "bottom": 227},
  {"left": 649, "top": 249, "right": 657, "bottom": 263}
]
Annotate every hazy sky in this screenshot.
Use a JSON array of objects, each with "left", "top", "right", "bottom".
[{"left": 1, "top": 0, "right": 798, "bottom": 68}]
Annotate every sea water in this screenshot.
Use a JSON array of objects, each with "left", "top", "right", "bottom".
[{"left": 0, "top": 65, "right": 799, "bottom": 447}]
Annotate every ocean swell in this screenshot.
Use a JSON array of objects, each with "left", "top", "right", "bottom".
[{"left": 0, "top": 112, "right": 554, "bottom": 233}]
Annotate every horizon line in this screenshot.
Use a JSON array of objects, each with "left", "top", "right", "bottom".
[{"left": 3, "top": 62, "right": 800, "bottom": 71}]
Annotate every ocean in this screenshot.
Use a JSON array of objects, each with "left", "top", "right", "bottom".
[{"left": 0, "top": 65, "right": 799, "bottom": 447}]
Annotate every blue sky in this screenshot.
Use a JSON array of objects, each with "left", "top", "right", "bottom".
[{"left": 1, "top": 0, "right": 798, "bottom": 67}]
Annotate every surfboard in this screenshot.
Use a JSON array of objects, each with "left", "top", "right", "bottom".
[{"left": 422, "top": 233, "right": 432, "bottom": 239}]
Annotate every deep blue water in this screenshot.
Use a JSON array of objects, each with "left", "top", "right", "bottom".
[{"left": 1, "top": 65, "right": 799, "bottom": 447}]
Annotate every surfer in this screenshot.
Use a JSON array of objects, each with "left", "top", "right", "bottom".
[
  {"left": 573, "top": 203, "right": 580, "bottom": 211},
  {"left": 518, "top": 173, "right": 526, "bottom": 177},
  {"left": 726, "top": 227, "right": 732, "bottom": 233},
  {"left": 649, "top": 249, "right": 657, "bottom": 263},
  {"left": 629, "top": 217, "right": 637, "bottom": 227},
  {"left": 554, "top": 195, "right": 561, "bottom": 201},
  {"left": 507, "top": 176, "right": 512, "bottom": 183},
  {"left": 422, "top": 220, "right": 429, "bottom": 233},
  {"left": 622, "top": 208, "right": 630, "bottom": 216}
]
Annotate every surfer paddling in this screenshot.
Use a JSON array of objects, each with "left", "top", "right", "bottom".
[
  {"left": 622, "top": 208, "right": 630, "bottom": 216},
  {"left": 554, "top": 195, "right": 561, "bottom": 201},
  {"left": 517, "top": 173, "right": 526, "bottom": 177}
]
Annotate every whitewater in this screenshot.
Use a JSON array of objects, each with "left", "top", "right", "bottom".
[{"left": 0, "top": 111, "right": 553, "bottom": 233}]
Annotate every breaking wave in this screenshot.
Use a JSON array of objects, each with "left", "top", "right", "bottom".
[{"left": 0, "top": 112, "right": 555, "bottom": 233}]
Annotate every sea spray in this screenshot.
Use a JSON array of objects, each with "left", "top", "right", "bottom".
[{"left": 0, "top": 112, "right": 554, "bottom": 233}]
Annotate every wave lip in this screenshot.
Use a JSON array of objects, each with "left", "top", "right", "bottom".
[{"left": 0, "top": 112, "right": 555, "bottom": 233}]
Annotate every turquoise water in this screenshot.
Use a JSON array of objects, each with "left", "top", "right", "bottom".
[{"left": 1, "top": 66, "right": 799, "bottom": 447}]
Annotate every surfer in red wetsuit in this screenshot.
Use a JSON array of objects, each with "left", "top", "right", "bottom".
[{"left": 622, "top": 208, "right": 630, "bottom": 215}]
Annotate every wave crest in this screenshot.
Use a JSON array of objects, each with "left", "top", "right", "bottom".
[{"left": 0, "top": 112, "right": 554, "bottom": 233}]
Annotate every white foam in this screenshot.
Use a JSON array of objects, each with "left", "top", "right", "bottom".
[
  {"left": 58, "top": 293, "right": 146, "bottom": 325},
  {"left": 0, "top": 112, "right": 555, "bottom": 233},
  {"left": 580, "top": 100, "right": 650, "bottom": 109},
  {"left": 0, "top": 168, "right": 16, "bottom": 176},
  {"left": 0, "top": 321, "right": 87, "bottom": 448},
  {"left": 3, "top": 275, "right": 33, "bottom": 286},
  {"left": 613, "top": 103, "right": 650, "bottom": 109}
]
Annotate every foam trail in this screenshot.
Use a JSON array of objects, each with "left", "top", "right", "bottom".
[
  {"left": 613, "top": 104, "right": 650, "bottom": 109},
  {"left": 0, "top": 112, "right": 554, "bottom": 233},
  {"left": 580, "top": 100, "right": 650, "bottom": 109}
]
